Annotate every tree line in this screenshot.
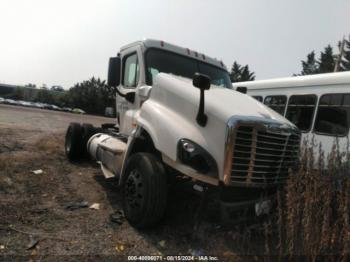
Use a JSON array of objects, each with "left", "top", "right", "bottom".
[
  {"left": 4, "top": 77, "right": 115, "bottom": 116},
  {"left": 297, "top": 35, "right": 350, "bottom": 75},
  {"left": 230, "top": 34, "right": 350, "bottom": 81}
]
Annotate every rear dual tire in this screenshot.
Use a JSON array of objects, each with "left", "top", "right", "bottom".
[
  {"left": 65, "top": 122, "right": 98, "bottom": 161},
  {"left": 65, "top": 123, "right": 83, "bottom": 161}
]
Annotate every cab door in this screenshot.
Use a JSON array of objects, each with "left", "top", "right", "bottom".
[{"left": 117, "top": 51, "right": 141, "bottom": 135}]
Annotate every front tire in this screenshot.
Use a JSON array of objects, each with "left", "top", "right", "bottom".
[{"left": 122, "top": 153, "right": 168, "bottom": 228}]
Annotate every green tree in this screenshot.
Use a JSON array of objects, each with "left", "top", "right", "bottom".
[
  {"left": 11, "top": 87, "right": 24, "bottom": 100},
  {"left": 67, "top": 77, "right": 115, "bottom": 115},
  {"left": 300, "top": 51, "right": 319, "bottom": 75},
  {"left": 297, "top": 45, "right": 337, "bottom": 75},
  {"left": 36, "top": 89, "right": 54, "bottom": 104},
  {"left": 25, "top": 83, "right": 37, "bottom": 88},
  {"left": 50, "top": 85, "right": 64, "bottom": 92},
  {"left": 318, "top": 45, "right": 335, "bottom": 73},
  {"left": 22, "top": 87, "right": 38, "bottom": 101},
  {"left": 340, "top": 35, "right": 350, "bottom": 71},
  {"left": 230, "top": 61, "right": 255, "bottom": 82}
]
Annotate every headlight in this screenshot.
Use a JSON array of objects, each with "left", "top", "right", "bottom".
[{"left": 177, "top": 139, "right": 218, "bottom": 177}]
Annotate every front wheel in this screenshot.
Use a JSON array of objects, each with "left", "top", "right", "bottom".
[{"left": 122, "top": 153, "right": 168, "bottom": 228}]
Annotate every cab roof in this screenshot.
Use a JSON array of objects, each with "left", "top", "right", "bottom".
[
  {"left": 231, "top": 71, "right": 350, "bottom": 90},
  {"left": 120, "top": 39, "right": 227, "bottom": 70}
]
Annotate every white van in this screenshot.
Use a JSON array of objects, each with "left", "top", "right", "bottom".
[{"left": 232, "top": 72, "right": 350, "bottom": 157}]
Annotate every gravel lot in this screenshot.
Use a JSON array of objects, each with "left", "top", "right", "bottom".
[{"left": 0, "top": 104, "right": 260, "bottom": 261}]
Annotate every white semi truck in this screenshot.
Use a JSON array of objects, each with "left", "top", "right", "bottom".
[{"left": 65, "top": 39, "right": 301, "bottom": 228}]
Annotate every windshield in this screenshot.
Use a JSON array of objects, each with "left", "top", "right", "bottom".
[{"left": 145, "top": 49, "right": 232, "bottom": 89}]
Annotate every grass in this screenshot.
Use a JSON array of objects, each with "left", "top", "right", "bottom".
[
  {"left": 263, "top": 138, "right": 350, "bottom": 260},
  {"left": 223, "top": 139, "right": 350, "bottom": 259},
  {"left": 36, "top": 136, "right": 63, "bottom": 154},
  {"left": 0, "top": 135, "right": 63, "bottom": 194}
]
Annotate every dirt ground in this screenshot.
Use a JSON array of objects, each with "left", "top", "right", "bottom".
[{"left": 0, "top": 104, "right": 263, "bottom": 261}]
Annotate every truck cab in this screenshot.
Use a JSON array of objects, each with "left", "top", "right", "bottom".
[
  {"left": 113, "top": 40, "right": 232, "bottom": 136},
  {"left": 65, "top": 39, "right": 301, "bottom": 228}
]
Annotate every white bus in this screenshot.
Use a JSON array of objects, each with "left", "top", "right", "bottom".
[{"left": 232, "top": 72, "right": 350, "bottom": 157}]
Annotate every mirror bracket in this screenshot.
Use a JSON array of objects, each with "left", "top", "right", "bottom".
[
  {"left": 192, "top": 73, "right": 211, "bottom": 127},
  {"left": 115, "top": 88, "right": 135, "bottom": 103},
  {"left": 196, "top": 88, "right": 208, "bottom": 126},
  {"left": 125, "top": 92, "right": 135, "bottom": 103}
]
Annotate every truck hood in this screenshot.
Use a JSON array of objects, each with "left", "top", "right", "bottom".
[
  {"left": 138, "top": 73, "right": 297, "bottom": 181},
  {"left": 151, "top": 73, "right": 294, "bottom": 127}
]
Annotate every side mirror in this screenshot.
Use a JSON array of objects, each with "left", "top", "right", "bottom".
[
  {"left": 193, "top": 73, "right": 211, "bottom": 90},
  {"left": 193, "top": 73, "right": 211, "bottom": 127},
  {"left": 108, "top": 56, "right": 121, "bottom": 87},
  {"left": 236, "top": 86, "right": 247, "bottom": 94}
]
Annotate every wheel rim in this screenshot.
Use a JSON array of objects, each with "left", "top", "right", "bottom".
[{"left": 125, "top": 169, "right": 143, "bottom": 210}]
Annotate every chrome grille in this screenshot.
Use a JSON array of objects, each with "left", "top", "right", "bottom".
[{"left": 231, "top": 125, "right": 300, "bottom": 185}]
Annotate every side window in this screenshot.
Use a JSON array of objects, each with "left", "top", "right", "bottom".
[
  {"left": 264, "top": 95, "right": 287, "bottom": 115},
  {"left": 252, "top": 96, "right": 263, "bottom": 102},
  {"left": 285, "top": 95, "right": 317, "bottom": 132},
  {"left": 314, "top": 93, "right": 350, "bottom": 136},
  {"left": 123, "top": 53, "right": 139, "bottom": 88}
]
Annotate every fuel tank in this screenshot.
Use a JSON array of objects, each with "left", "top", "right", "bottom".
[{"left": 87, "top": 133, "right": 127, "bottom": 177}]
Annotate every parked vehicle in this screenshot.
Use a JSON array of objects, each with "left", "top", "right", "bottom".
[
  {"left": 72, "top": 108, "right": 85, "bottom": 114},
  {"left": 0, "top": 97, "right": 67, "bottom": 112},
  {"left": 32, "top": 102, "right": 44, "bottom": 109},
  {"left": 4, "top": 99, "right": 18, "bottom": 105},
  {"left": 105, "top": 107, "right": 115, "bottom": 117},
  {"left": 19, "top": 101, "right": 32, "bottom": 107},
  {"left": 28, "top": 102, "right": 37, "bottom": 107},
  {"left": 62, "top": 107, "right": 73, "bottom": 112},
  {"left": 50, "top": 105, "right": 61, "bottom": 111},
  {"left": 232, "top": 72, "right": 350, "bottom": 157},
  {"left": 65, "top": 39, "right": 301, "bottom": 228}
]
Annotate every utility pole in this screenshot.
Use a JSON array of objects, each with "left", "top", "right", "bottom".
[{"left": 334, "top": 37, "right": 346, "bottom": 72}]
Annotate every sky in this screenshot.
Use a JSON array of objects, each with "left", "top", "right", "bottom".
[{"left": 0, "top": 0, "right": 349, "bottom": 89}]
